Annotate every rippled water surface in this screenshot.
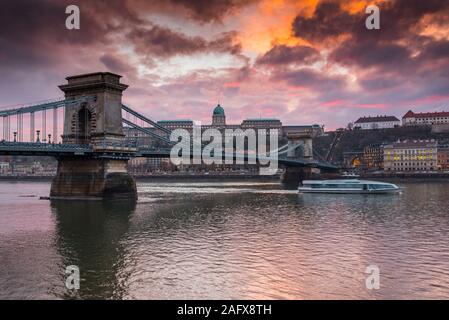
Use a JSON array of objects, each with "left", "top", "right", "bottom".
[{"left": 1, "top": 180, "right": 449, "bottom": 299}]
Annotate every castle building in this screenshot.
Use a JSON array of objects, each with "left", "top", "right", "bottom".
[
  {"left": 125, "top": 103, "right": 323, "bottom": 140},
  {"left": 211, "top": 104, "right": 226, "bottom": 126}
]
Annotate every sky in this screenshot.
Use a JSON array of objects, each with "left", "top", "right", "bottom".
[{"left": 1, "top": 0, "right": 449, "bottom": 130}]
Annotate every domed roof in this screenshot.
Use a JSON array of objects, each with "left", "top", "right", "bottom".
[{"left": 213, "top": 104, "right": 225, "bottom": 116}]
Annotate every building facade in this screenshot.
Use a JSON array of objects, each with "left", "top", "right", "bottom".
[
  {"left": 158, "top": 120, "right": 194, "bottom": 131},
  {"left": 438, "top": 145, "right": 449, "bottom": 171},
  {"left": 353, "top": 115, "right": 400, "bottom": 130},
  {"left": 383, "top": 140, "right": 438, "bottom": 172},
  {"left": 363, "top": 144, "right": 384, "bottom": 170},
  {"left": 343, "top": 151, "right": 364, "bottom": 169},
  {"left": 402, "top": 110, "right": 449, "bottom": 126}
]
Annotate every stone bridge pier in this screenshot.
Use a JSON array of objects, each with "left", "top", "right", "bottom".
[{"left": 50, "top": 72, "right": 137, "bottom": 199}]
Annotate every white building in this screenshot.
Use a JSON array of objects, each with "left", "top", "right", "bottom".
[
  {"left": 353, "top": 115, "right": 400, "bottom": 130},
  {"left": 402, "top": 110, "right": 449, "bottom": 126}
]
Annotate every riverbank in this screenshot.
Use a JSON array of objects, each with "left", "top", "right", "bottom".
[
  {"left": 0, "top": 173, "right": 281, "bottom": 182},
  {"left": 135, "top": 173, "right": 280, "bottom": 181},
  {"left": 2, "top": 172, "right": 449, "bottom": 182},
  {"left": 0, "top": 175, "right": 53, "bottom": 181},
  {"left": 360, "top": 172, "right": 449, "bottom": 182}
]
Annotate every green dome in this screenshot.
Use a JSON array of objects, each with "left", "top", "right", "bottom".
[{"left": 213, "top": 104, "right": 225, "bottom": 116}]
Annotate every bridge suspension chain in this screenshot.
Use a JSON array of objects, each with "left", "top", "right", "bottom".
[
  {"left": 30, "top": 112, "right": 35, "bottom": 142},
  {"left": 0, "top": 96, "right": 95, "bottom": 144},
  {"left": 121, "top": 104, "right": 174, "bottom": 147}
]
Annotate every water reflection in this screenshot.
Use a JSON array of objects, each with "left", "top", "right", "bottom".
[
  {"left": 51, "top": 200, "right": 136, "bottom": 299},
  {"left": 1, "top": 181, "right": 449, "bottom": 299}
]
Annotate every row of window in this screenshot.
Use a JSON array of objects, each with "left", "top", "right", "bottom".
[
  {"left": 385, "top": 149, "right": 436, "bottom": 154},
  {"left": 386, "top": 157, "right": 435, "bottom": 161},
  {"left": 309, "top": 184, "right": 392, "bottom": 190},
  {"left": 391, "top": 162, "right": 435, "bottom": 166},
  {"left": 386, "top": 168, "right": 435, "bottom": 171}
]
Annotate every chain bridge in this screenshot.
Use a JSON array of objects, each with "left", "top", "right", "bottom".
[{"left": 0, "top": 72, "right": 337, "bottom": 199}]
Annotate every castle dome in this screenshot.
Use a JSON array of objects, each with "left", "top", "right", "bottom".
[{"left": 213, "top": 104, "right": 225, "bottom": 116}]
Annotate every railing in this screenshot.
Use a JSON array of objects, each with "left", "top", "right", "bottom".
[
  {"left": 0, "top": 141, "right": 92, "bottom": 152},
  {"left": 0, "top": 96, "right": 96, "bottom": 117}
]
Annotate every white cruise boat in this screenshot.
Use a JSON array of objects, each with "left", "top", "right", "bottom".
[{"left": 298, "top": 179, "right": 400, "bottom": 194}]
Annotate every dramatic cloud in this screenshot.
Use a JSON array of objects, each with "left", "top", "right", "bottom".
[
  {"left": 256, "top": 45, "right": 321, "bottom": 66},
  {"left": 292, "top": 1, "right": 360, "bottom": 42},
  {"left": 167, "top": 0, "right": 260, "bottom": 22},
  {"left": 128, "top": 27, "right": 241, "bottom": 58},
  {"left": 1, "top": 0, "right": 449, "bottom": 129},
  {"left": 274, "top": 68, "right": 348, "bottom": 92}
]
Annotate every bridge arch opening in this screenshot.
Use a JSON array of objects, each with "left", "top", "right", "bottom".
[{"left": 77, "top": 107, "right": 92, "bottom": 144}]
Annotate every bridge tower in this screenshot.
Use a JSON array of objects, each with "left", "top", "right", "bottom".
[
  {"left": 50, "top": 72, "right": 137, "bottom": 199},
  {"left": 286, "top": 132, "right": 313, "bottom": 160},
  {"left": 282, "top": 130, "right": 317, "bottom": 187}
]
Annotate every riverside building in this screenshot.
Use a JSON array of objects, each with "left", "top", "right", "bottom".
[{"left": 383, "top": 140, "right": 438, "bottom": 172}]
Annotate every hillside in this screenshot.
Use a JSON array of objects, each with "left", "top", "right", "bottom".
[{"left": 314, "top": 126, "right": 449, "bottom": 165}]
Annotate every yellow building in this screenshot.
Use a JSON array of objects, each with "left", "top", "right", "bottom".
[{"left": 383, "top": 140, "right": 438, "bottom": 172}]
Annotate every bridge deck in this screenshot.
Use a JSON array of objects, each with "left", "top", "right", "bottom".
[{"left": 0, "top": 142, "right": 337, "bottom": 170}]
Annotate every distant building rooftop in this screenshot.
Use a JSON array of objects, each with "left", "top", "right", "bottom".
[
  {"left": 402, "top": 110, "right": 449, "bottom": 119},
  {"left": 386, "top": 139, "right": 438, "bottom": 148},
  {"left": 242, "top": 118, "right": 281, "bottom": 122},
  {"left": 157, "top": 120, "right": 193, "bottom": 123},
  {"left": 354, "top": 115, "right": 400, "bottom": 123}
]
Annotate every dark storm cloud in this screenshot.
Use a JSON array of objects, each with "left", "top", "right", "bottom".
[
  {"left": 274, "top": 68, "right": 347, "bottom": 92},
  {"left": 0, "top": 0, "right": 244, "bottom": 72},
  {"left": 287, "top": 0, "right": 449, "bottom": 98},
  {"left": 167, "top": 0, "right": 259, "bottom": 22},
  {"left": 419, "top": 40, "right": 449, "bottom": 61},
  {"left": 0, "top": 0, "right": 127, "bottom": 69},
  {"left": 99, "top": 54, "right": 139, "bottom": 78},
  {"left": 293, "top": 0, "right": 449, "bottom": 43},
  {"left": 128, "top": 26, "right": 241, "bottom": 58},
  {"left": 0, "top": 0, "right": 118, "bottom": 46},
  {"left": 330, "top": 41, "right": 413, "bottom": 69},
  {"left": 256, "top": 45, "right": 321, "bottom": 66},
  {"left": 358, "top": 75, "right": 404, "bottom": 91},
  {"left": 292, "top": 1, "right": 359, "bottom": 42}
]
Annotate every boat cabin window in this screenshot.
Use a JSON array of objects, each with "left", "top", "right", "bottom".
[
  {"left": 368, "top": 184, "right": 391, "bottom": 190},
  {"left": 309, "top": 183, "right": 363, "bottom": 189}
]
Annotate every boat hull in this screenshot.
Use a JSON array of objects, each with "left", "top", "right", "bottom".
[{"left": 298, "top": 188, "right": 400, "bottom": 194}]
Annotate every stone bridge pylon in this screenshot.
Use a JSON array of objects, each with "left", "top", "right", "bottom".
[
  {"left": 281, "top": 130, "right": 316, "bottom": 187},
  {"left": 50, "top": 72, "right": 137, "bottom": 200}
]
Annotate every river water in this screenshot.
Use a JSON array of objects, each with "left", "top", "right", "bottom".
[{"left": 0, "top": 180, "right": 449, "bottom": 299}]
